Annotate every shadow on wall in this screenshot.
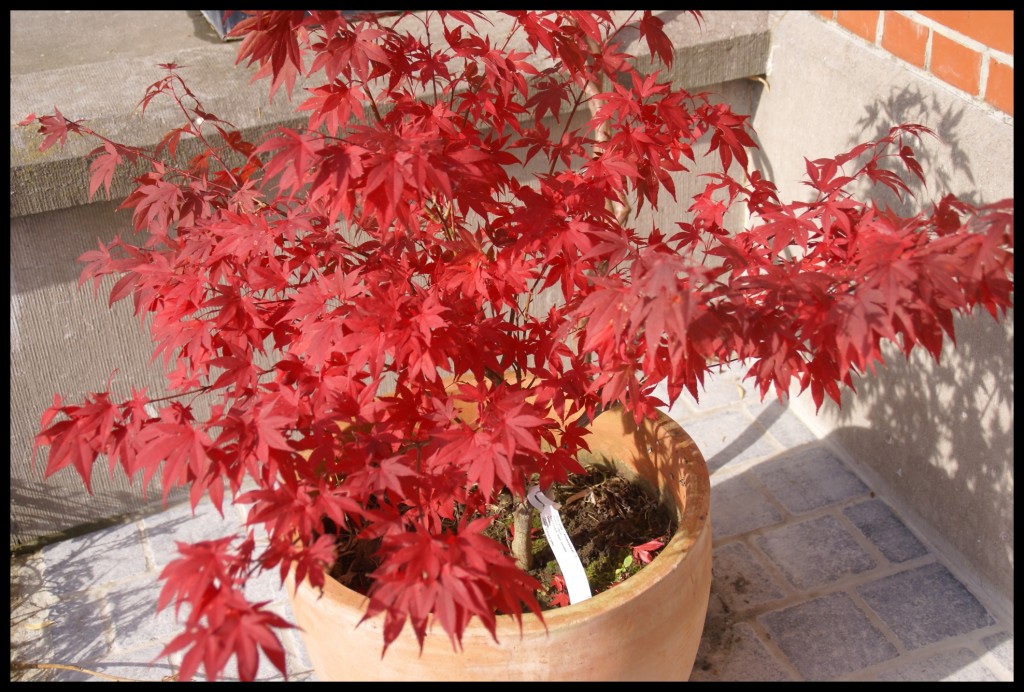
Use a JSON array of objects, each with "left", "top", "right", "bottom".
[
  {"left": 826, "top": 309, "right": 1013, "bottom": 541},
  {"left": 10, "top": 475, "right": 191, "bottom": 551},
  {"left": 850, "top": 84, "right": 981, "bottom": 214},
  {"left": 741, "top": 79, "right": 774, "bottom": 192},
  {"left": 10, "top": 200, "right": 218, "bottom": 548},
  {"left": 733, "top": 70, "right": 1014, "bottom": 604},
  {"left": 835, "top": 83, "right": 1014, "bottom": 446},
  {"left": 826, "top": 86, "right": 1015, "bottom": 580},
  {"left": 10, "top": 200, "right": 130, "bottom": 295}
]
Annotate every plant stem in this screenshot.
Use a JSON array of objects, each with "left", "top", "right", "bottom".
[{"left": 511, "top": 500, "right": 533, "bottom": 571}]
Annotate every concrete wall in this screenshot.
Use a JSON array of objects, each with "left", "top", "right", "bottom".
[
  {"left": 10, "top": 202, "right": 190, "bottom": 545},
  {"left": 750, "top": 10, "right": 1013, "bottom": 611},
  {"left": 9, "top": 11, "right": 307, "bottom": 548}
]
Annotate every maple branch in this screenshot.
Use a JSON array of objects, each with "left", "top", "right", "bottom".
[
  {"left": 165, "top": 74, "right": 242, "bottom": 188},
  {"left": 606, "top": 11, "right": 640, "bottom": 45},
  {"left": 422, "top": 11, "right": 440, "bottom": 106},
  {"left": 583, "top": 38, "right": 632, "bottom": 227},
  {"left": 547, "top": 85, "right": 588, "bottom": 177},
  {"left": 65, "top": 119, "right": 236, "bottom": 199},
  {"left": 361, "top": 81, "right": 385, "bottom": 123},
  {"left": 499, "top": 14, "right": 521, "bottom": 54},
  {"left": 519, "top": 270, "right": 548, "bottom": 325},
  {"left": 142, "top": 366, "right": 275, "bottom": 407}
]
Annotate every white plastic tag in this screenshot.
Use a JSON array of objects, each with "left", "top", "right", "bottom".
[{"left": 526, "top": 485, "right": 592, "bottom": 605}]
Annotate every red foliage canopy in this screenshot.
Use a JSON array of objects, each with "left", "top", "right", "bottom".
[{"left": 24, "top": 10, "right": 1013, "bottom": 681}]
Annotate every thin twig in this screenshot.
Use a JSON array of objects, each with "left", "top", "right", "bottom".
[{"left": 12, "top": 661, "right": 178, "bottom": 682}]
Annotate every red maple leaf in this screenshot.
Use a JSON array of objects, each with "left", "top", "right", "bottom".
[
  {"left": 26, "top": 107, "right": 85, "bottom": 151},
  {"left": 639, "top": 11, "right": 674, "bottom": 67},
  {"left": 632, "top": 538, "right": 665, "bottom": 565},
  {"left": 548, "top": 574, "right": 571, "bottom": 607}
]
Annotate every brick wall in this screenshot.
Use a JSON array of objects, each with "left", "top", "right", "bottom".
[{"left": 815, "top": 10, "right": 1014, "bottom": 117}]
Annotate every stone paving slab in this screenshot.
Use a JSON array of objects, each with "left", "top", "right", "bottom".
[
  {"left": 842, "top": 498, "right": 929, "bottom": 564},
  {"left": 707, "top": 472, "right": 785, "bottom": 538},
  {"left": 760, "top": 591, "right": 901, "bottom": 679},
  {"left": 755, "top": 514, "right": 878, "bottom": 590},
  {"left": 752, "top": 447, "right": 870, "bottom": 514},
  {"left": 878, "top": 647, "right": 1002, "bottom": 682},
  {"left": 857, "top": 562, "right": 997, "bottom": 650},
  {"left": 10, "top": 363, "right": 1014, "bottom": 681}
]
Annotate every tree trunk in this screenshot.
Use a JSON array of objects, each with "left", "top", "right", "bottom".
[{"left": 511, "top": 501, "right": 533, "bottom": 572}]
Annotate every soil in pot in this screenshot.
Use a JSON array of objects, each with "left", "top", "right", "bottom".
[{"left": 326, "top": 466, "right": 678, "bottom": 610}]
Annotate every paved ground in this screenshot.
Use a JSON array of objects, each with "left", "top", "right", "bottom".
[{"left": 9, "top": 363, "right": 1014, "bottom": 681}]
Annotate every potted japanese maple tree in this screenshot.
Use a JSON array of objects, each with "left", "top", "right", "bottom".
[{"left": 23, "top": 10, "right": 1014, "bottom": 682}]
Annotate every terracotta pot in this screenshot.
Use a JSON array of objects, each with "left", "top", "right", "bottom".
[{"left": 286, "top": 406, "right": 712, "bottom": 681}]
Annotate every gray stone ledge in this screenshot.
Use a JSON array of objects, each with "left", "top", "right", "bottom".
[{"left": 10, "top": 10, "right": 770, "bottom": 219}]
